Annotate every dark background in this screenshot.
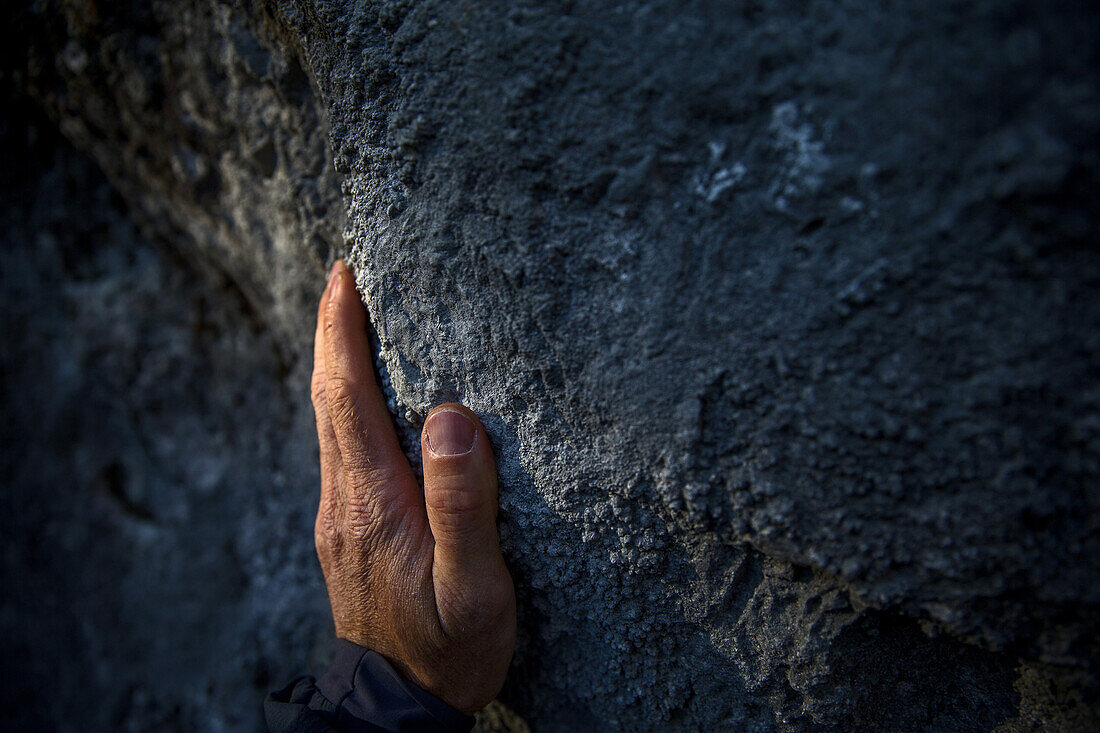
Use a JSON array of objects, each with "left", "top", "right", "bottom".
[{"left": 0, "top": 83, "right": 329, "bottom": 730}]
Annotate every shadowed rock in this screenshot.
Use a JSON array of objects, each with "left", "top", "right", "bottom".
[{"left": 3, "top": 0, "right": 1098, "bottom": 729}]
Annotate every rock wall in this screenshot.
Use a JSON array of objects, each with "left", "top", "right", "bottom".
[{"left": 4, "top": 0, "right": 1099, "bottom": 730}]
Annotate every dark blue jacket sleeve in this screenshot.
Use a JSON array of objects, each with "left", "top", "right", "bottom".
[{"left": 265, "top": 638, "right": 475, "bottom": 733}]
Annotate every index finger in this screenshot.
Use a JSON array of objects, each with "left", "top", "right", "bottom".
[
  {"left": 323, "top": 261, "right": 423, "bottom": 536},
  {"left": 313, "top": 263, "right": 343, "bottom": 543}
]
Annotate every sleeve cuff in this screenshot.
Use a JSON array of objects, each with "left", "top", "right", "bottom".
[{"left": 315, "top": 638, "right": 475, "bottom": 733}]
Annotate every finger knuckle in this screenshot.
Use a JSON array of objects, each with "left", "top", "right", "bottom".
[
  {"left": 310, "top": 376, "right": 327, "bottom": 412},
  {"left": 314, "top": 524, "right": 344, "bottom": 565},
  {"left": 326, "top": 376, "right": 361, "bottom": 431},
  {"left": 347, "top": 462, "right": 415, "bottom": 493},
  {"left": 313, "top": 528, "right": 331, "bottom": 563},
  {"left": 343, "top": 492, "right": 382, "bottom": 540},
  {"left": 314, "top": 509, "right": 336, "bottom": 544},
  {"left": 427, "top": 483, "right": 485, "bottom": 520}
]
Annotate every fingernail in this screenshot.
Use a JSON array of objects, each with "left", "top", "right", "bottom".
[{"left": 425, "top": 409, "right": 476, "bottom": 457}]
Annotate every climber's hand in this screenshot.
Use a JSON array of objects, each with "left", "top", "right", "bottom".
[{"left": 310, "top": 259, "right": 516, "bottom": 714}]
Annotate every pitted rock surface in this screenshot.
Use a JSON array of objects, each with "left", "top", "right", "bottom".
[{"left": 4, "top": 0, "right": 1098, "bottom": 730}]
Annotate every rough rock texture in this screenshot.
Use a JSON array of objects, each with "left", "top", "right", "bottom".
[
  {"left": 4, "top": 0, "right": 1099, "bottom": 730},
  {"left": 0, "top": 87, "right": 331, "bottom": 730}
]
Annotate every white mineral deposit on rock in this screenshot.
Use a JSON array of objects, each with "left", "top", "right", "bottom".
[{"left": 3, "top": 0, "right": 1098, "bottom": 730}]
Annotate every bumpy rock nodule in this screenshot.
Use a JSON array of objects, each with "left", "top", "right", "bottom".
[{"left": 6, "top": 0, "right": 1099, "bottom": 729}]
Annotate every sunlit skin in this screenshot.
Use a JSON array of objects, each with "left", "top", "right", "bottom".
[{"left": 310, "top": 259, "right": 516, "bottom": 715}]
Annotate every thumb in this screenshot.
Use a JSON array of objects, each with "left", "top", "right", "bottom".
[{"left": 421, "top": 404, "right": 505, "bottom": 597}]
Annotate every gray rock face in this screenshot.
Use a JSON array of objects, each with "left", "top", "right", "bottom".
[
  {"left": 0, "top": 87, "right": 332, "bottom": 730},
  {"left": 5, "top": 0, "right": 1099, "bottom": 729}
]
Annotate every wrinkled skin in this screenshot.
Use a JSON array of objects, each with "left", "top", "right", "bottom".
[{"left": 310, "top": 260, "right": 516, "bottom": 715}]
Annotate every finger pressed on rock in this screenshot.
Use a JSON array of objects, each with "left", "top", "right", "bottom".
[
  {"left": 322, "top": 260, "right": 422, "bottom": 533},
  {"left": 421, "top": 404, "right": 505, "bottom": 589}
]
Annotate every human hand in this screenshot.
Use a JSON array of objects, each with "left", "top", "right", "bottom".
[{"left": 310, "top": 260, "right": 516, "bottom": 715}]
